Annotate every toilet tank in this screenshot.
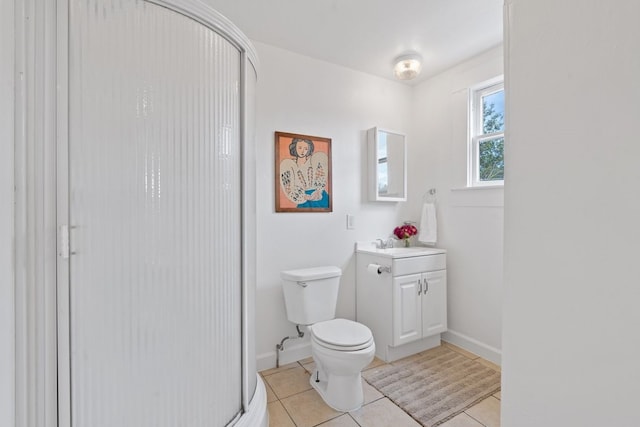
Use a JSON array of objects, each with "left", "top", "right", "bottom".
[{"left": 281, "top": 266, "right": 342, "bottom": 325}]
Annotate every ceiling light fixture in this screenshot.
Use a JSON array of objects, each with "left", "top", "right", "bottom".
[{"left": 393, "top": 53, "right": 423, "bottom": 81}]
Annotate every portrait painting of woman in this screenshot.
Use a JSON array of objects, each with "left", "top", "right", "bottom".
[{"left": 275, "top": 132, "right": 332, "bottom": 212}]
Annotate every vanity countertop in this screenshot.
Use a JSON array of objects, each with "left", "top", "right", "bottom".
[{"left": 355, "top": 241, "right": 446, "bottom": 258}]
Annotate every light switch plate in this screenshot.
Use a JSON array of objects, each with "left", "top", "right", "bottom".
[{"left": 346, "top": 214, "right": 355, "bottom": 230}]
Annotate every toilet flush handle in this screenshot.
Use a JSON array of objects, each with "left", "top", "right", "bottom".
[{"left": 297, "top": 281, "right": 308, "bottom": 288}]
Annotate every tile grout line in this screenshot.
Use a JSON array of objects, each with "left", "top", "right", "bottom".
[
  {"left": 462, "top": 395, "right": 502, "bottom": 427},
  {"left": 347, "top": 412, "right": 364, "bottom": 427},
  {"left": 265, "top": 361, "right": 307, "bottom": 426},
  {"left": 464, "top": 411, "right": 489, "bottom": 427},
  {"left": 281, "top": 361, "right": 305, "bottom": 426},
  {"left": 279, "top": 399, "right": 297, "bottom": 427}
]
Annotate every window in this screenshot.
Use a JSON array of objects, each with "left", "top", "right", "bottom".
[{"left": 469, "top": 77, "right": 504, "bottom": 186}]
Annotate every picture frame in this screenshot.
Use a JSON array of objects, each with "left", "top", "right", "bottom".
[{"left": 275, "top": 131, "right": 332, "bottom": 213}]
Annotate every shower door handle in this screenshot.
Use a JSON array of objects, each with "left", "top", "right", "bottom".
[
  {"left": 59, "top": 224, "right": 78, "bottom": 258},
  {"left": 59, "top": 225, "right": 70, "bottom": 258}
]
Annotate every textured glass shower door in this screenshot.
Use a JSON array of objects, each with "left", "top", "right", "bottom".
[{"left": 67, "top": 0, "right": 242, "bottom": 425}]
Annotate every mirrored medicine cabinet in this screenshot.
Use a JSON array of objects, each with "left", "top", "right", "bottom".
[{"left": 367, "top": 127, "right": 407, "bottom": 202}]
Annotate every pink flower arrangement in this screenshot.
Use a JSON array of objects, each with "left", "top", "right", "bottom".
[{"left": 393, "top": 223, "right": 418, "bottom": 246}]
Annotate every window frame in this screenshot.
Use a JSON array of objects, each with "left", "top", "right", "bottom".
[{"left": 468, "top": 76, "right": 505, "bottom": 187}]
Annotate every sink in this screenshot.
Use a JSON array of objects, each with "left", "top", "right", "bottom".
[{"left": 355, "top": 242, "right": 445, "bottom": 258}]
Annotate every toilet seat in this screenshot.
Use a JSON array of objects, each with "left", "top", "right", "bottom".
[
  {"left": 311, "top": 319, "right": 373, "bottom": 352},
  {"left": 312, "top": 334, "right": 374, "bottom": 352}
]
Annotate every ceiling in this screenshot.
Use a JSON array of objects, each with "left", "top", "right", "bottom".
[{"left": 203, "top": 0, "right": 504, "bottom": 85}]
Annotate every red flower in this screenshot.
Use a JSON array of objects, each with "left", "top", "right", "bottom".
[{"left": 393, "top": 224, "right": 418, "bottom": 240}]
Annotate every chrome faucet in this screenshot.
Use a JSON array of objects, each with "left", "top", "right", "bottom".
[{"left": 375, "top": 238, "right": 395, "bottom": 249}]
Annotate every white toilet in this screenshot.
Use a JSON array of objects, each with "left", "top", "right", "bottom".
[{"left": 281, "top": 266, "right": 375, "bottom": 412}]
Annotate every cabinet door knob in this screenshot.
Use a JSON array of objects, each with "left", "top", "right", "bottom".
[
  {"left": 424, "top": 280, "right": 429, "bottom": 293},
  {"left": 418, "top": 279, "right": 422, "bottom": 295}
]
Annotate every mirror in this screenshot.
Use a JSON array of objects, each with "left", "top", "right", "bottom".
[{"left": 367, "top": 127, "right": 407, "bottom": 202}]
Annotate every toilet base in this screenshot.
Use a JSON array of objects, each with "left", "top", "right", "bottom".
[{"left": 309, "top": 366, "right": 365, "bottom": 413}]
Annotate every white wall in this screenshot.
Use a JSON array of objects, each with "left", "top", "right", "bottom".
[
  {"left": 0, "top": 0, "right": 14, "bottom": 424},
  {"left": 409, "top": 46, "right": 504, "bottom": 363},
  {"left": 502, "top": 1, "right": 640, "bottom": 425},
  {"left": 253, "top": 42, "right": 413, "bottom": 369},
  {"left": 253, "top": 42, "right": 506, "bottom": 369}
]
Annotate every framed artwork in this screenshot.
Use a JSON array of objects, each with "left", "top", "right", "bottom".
[{"left": 275, "top": 131, "right": 332, "bottom": 213}]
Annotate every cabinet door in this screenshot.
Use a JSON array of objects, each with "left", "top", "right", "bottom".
[
  {"left": 422, "top": 270, "right": 447, "bottom": 337},
  {"left": 392, "top": 274, "right": 422, "bottom": 346}
]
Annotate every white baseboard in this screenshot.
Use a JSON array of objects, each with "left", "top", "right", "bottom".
[
  {"left": 442, "top": 330, "right": 502, "bottom": 366},
  {"left": 257, "top": 331, "right": 502, "bottom": 370},
  {"left": 257, "top": 342, "right": 312, "bottom": 372}
]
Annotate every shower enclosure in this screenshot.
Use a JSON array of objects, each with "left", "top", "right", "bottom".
[{"left": 14, "top": 0, "right": 266, "bottom": 425}]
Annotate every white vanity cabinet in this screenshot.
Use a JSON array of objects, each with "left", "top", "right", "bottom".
[
  {"left": 393, "top": 269, "right": 447, "bottom": 346},
  {"left": 356, "top": 244, "right": 447, "bottom": 362}
]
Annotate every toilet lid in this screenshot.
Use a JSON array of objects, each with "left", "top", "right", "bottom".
[{"left": 312, "top": 318, "right": 373, "bottom": 349}]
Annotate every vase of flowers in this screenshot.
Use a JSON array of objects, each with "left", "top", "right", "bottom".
[{"left": 393, "top": 222, "right": 418, "bottom": 247}]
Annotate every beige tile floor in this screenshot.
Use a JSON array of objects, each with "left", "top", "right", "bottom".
[{"left": 261, "top": 342, "right": 501, "bottom": 427}]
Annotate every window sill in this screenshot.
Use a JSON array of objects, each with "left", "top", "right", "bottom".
[{"left": 450, "top": 186, "right": 504, "bottom": 207}]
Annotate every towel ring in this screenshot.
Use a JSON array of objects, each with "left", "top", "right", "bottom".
[{"left": 423, "top": 188, "right": 437, "bottom": 203}]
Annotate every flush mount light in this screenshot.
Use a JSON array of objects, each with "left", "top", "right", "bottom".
[{"left": 393, "top": 53, "right": 423, "bottom": 80}]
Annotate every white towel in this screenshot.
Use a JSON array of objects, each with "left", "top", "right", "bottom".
[{"left": 418, "top": 203, "right": 437, "bottom": 245}]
